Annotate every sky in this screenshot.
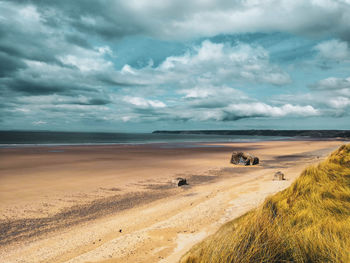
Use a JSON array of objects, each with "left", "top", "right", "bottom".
[{"left": 1, "top": 0, "right": 350, "bottom": 132}]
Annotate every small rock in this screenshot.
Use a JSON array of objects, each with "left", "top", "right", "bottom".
[
  {"left": 119, "top": 229, "right": 122, "bottom": 233},
  {"left": 172, "top": 177, "right": 188, "bottom": 187},
  {"left": 274, "top": 171, "right": 285, "bottom": 180}
]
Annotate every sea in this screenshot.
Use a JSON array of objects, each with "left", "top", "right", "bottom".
[{"left": 0, "top": 131, "right": 288, "bottom": 147}]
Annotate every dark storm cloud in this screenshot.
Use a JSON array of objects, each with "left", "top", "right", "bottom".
[
  {"left": 74, "top": 98, "right": 111, "bottom": 106},
  {"left": 0, "top": 41, "right": 59, "bottom": 65},
  {"left": 0, "top": 18, "right": 59, "bottom": 65},
  {"left": 5, "top": 0, "right": 144, "bottom": 40},
  {"left": 96, "top": 74, "right": 142, "bottom": 87},
  {"left": 7, "top": 79, "right": 83, "bottom": 95},
  {"left": 0, "top": 52, "right": 27, "bottom": 77},
  {"left": 221, "top": 115, "right": 247, "bottom": 121},
  {"left": 0, "top": 1, "right": 119, "bottom": 99},
  {"left": 132, "top": 108, "right": 163, "bottom": 115},
  {"left": 3, "top": 0, "right": 350, "bottom": 41},
  {"left": 221, "top": 112, "right": 262, "bottom": 121},
  {"left": 8, "top": 79, "right": 66, "bottom": 95},
  {"left": 65, "top": 34, "right": 93, "bottom": 49},
  {"left": 190, "top": 101, "right": 228, "bottom": 109},
  {"left": 0, "top": 0, "right": 139, "bottom": 104}
]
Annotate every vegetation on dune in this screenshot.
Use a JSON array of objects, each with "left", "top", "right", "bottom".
[{"left": 180, "top": 144, "right": 350, "bottom": 263}]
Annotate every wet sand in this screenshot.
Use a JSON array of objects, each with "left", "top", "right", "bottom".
[{"left": 0, "top": 140, "right": 345, "bottom": 262}]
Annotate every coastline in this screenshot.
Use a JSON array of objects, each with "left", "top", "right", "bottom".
[
  {"left": 0, "top": 140, "right": 345, "bottom": 262},
  {"left": 0, "top": 137, "right": 292, "bottom": 148},
  {"left": 1, "top": 136, "right": 343, "bottom": 150},
  {"left": 0, "top": 130, "right": 297, "bottom": 147}
]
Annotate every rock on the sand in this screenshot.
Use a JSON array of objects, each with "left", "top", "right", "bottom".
[
  {"left": 230, "top": 152, "right": 259, "bottom": 166},
  {"left": 274, "top": 171, "right": 285, "bottom": 180},
  {"left": 172, "top": 177, "right": 188, "bottom": 187}
]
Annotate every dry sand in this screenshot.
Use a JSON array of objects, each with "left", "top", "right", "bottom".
[{"left": 0, "top": 140, "right": 345, "bottom": 263}]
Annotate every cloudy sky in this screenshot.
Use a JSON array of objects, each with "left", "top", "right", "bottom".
[{"left": 1, "top": 0, "right": 350, "bottom": 132}]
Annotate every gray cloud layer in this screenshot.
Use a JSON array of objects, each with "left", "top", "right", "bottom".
[{"left": 4, "top": 0, "right": 350, "bottom": 40}]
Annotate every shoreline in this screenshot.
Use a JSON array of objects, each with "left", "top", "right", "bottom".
[
  {"left": 1, "top": 136, "right": 346, "bottom": 148},
  {"left": 0, "top": 139, "right": 288, "bottom": 148},
  {"left": 0, "top": 140, "right": 345, "bottom": 262}
]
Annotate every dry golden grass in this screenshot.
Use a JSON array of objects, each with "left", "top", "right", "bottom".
[{"left": 180, "top": 144, "right": 350, "bottom": 263}]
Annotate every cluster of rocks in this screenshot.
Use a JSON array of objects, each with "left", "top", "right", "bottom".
[
  {"left": 229, "top": 151, "right": 286, "bottom": 180},
  {"left": 230, "top": 152, "right": 259, "bottom": 166},
  {"left": 173, "top": 152, "right": 286, "bottom": 187}
]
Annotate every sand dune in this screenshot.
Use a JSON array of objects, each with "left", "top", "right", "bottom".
[{"left": 0, "top": 140, "right": 344, "bottom": 262}]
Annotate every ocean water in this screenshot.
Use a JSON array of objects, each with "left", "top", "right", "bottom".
[{"left": 0, "top": 131, "right": 287, "bottom": 146}]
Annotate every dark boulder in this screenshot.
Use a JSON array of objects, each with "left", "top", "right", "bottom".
[
  {"left": 172, "top": 177, "right": 188, "bottom": 187},
  {"left": 230, "top": 152, "right": 259, "bottom": 166}
]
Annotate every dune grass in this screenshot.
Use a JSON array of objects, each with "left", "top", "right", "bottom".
[{"left": 180, "top": 144, "right": 350, "bottom": 263}]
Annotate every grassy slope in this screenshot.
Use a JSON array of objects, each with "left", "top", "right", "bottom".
[{"left": 180, "top": 144, "right": 350, "bottom": 263}]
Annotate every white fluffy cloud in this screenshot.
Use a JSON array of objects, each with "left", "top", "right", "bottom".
[
  {"left": 123, "top": 96, "right": 166, "bottom": 109},
  {"left": 59, "top": 53, "right": 113, "bottom": 72},
  {"left": 115, "top": 83, "right": 320, "bottom": 123},
  {"left": 153, "top": 102, "right": 319, "bottom": 123},
  {"left": 313, "top": 76, "right": 350, "bottom": 90},
  {"left": 310, "top": 76, "right": 350, "bottom": 111},
  {"left": 180, "top": 86, "right": 246, "bottom": 100},
  {"left": 116, "top": 40, "right": 291, "bottom": 87},
  {"left": 275, "top": 76, "right": 350, "bottom": 117},
  {"left": 178, "top": 86, "right": 250, "bottom": 110},
  {"left": 32, "top": 120, "right": 47, "bottom": 125},
  {"left": 328, "top": 97, "right": 350, "bottom": 109},
  {"left": 314, "top": 39, "right": 350, "bottom": 60},
  {"left": 223, "top": 103, "right": 319, "bottom": 120}
]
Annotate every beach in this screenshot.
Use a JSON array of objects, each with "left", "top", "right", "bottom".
[{"left": 0, "top": 140, "right": 344, "bottom": 263}]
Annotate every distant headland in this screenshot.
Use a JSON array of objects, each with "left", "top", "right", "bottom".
[{"left": 152, "top": 130, "right": 350, "bottom": 139}]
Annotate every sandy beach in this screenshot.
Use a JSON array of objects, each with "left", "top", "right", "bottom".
[{"left": 0, "top": 140, "right": 345, "bottom": 263}]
